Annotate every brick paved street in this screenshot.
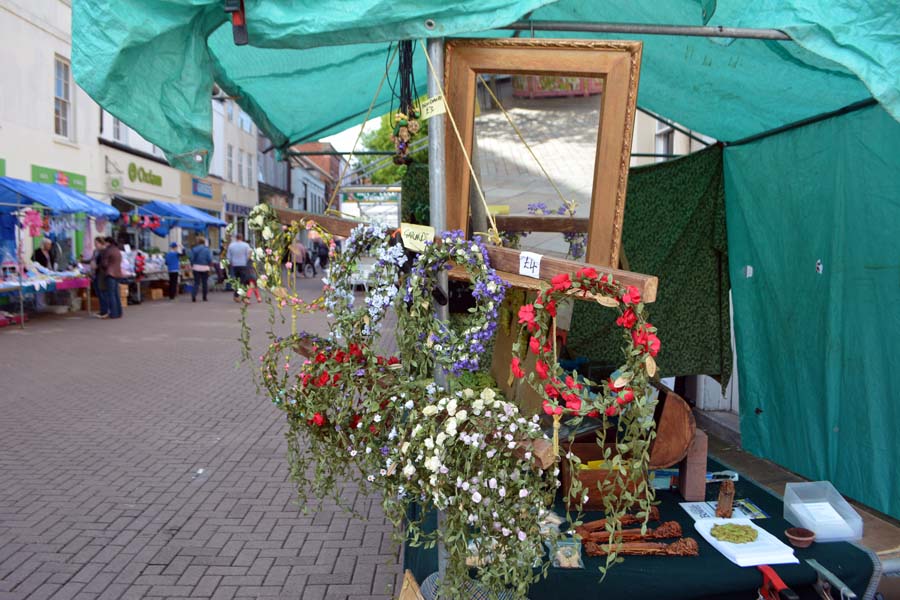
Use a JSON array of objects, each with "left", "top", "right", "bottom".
[{"left": 0, "top": 289, "right": 402, "bottom": 600}]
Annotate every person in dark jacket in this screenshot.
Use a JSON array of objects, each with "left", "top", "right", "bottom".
[
  {"left": 165, "top": 242, "right": 181, "bottom": 300},
  {"left": 89, "top": 236, "right": 109, "bottom": 317},
  {"left": 101, "top": 237, "right": 124, "bottom": 319},
  {"left": 189, "top": 236, "right": 212, "bottom": 302},
  {"left": 31, "top": 238, "right": 58, "bottom": 269}
]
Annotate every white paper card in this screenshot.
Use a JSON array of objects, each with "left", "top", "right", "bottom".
[
  {"left": 518, "top": 251, "right": 542, "bottom": 279},
  {"left": 694, "top": 518, "right": 797, "bottom": 567},
  {"left": 419, "top": 95, "right": 447, "bottom": 120}
]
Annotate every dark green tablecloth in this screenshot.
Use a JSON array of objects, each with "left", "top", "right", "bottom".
[{"left": 404, "top": 458, "right": 878, "bottom": 599}]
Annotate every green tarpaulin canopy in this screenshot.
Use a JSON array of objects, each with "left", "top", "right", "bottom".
[
  {"left": 70, "top": 1, "right": 900, "bottom": 519},
  {"left": 72, "top": 1, "right": 898, "bottom": 173}
]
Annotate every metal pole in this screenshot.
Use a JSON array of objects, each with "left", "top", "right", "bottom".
[
  {"left": 636, "top": 106, "right": 712, "bottom": 146},
  {"left": 426, "top": 36, "right": 449, "bottom": 586},
  {"left": 503, "top": 20, "right": 792, "bottom": 40}
]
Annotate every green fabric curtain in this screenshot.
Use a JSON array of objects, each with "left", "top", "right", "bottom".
[
  {"left": 71, "top": 0, "right": 898, "bottom": 175},
  {"left": 725, "top": 104, "right": 900, "bottom": 520},
  {"left": 568, "top": 145, "right": 731, "bottom": 383}
]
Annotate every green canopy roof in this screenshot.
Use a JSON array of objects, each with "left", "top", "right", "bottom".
[{"left": 72, "top": 0, "right": 899, "bottom": 175}]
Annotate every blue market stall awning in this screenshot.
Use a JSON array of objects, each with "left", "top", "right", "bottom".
[
  {"left": 138, "top": 200, "right": 225, "bottom": 232},
  {"left": 71, "top": 0, "right": 898, "bottom": 175},
  {"left": 0, "top": 177, "right": 92, "bottom": 215},
  {"left": 51, "top": 185, "right": 120, "bottom": 219}
]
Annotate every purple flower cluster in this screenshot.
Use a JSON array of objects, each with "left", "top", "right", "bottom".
[{"left": 403, "top": 231, "right": 509, "bottom": 375}]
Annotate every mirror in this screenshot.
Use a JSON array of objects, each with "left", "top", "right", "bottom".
[{"left": 444, "top": 38, "right": 642, "bottom": 267}]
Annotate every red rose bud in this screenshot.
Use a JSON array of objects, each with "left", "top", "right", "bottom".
[
  {"left": 551, "top": 273, "right": 572, "bottom": 291},
  {"left": 315, "top": 372, "right": 330, "bottom": 387},
  {"left": 546, "top": 299, "right": 557, "bottom": 317},
  {"left": 544, "top": 384, "right": 560, "bottom": 399},
  {"left": 542, "top": 400, "right": 555, "bottom": 415},
  {"left": 616, "top": 307, "right": 637, "bottom": 329},
  {"left": 388, "top": 356, "right": 400, "bottom": 365},
  {"left": 369, "top": 424, "right": 377, "bottom": 434},
  {"left": 376, "top": 356, "right": 385, "bottom": 365},
  {"left": 576, "top": 266, "right": 598, "bottom": 280},
  {"left": 564, "top": 394, "right": 582, "bottom": 412},
  {"left": 587, "top": 410, "right": 600, "bottom": 418},
  {"left": 529, "top": 336, "right": 541, "bottom": 354},
  {"left": 535, "top": 359, "right": 550, "bottom": 380},
  {"left": 312, "top": 412, "right": 325, "bottom": 426},
  {"left": 621, "top": 388, "right": 635, "bottom": 404},
  {"left": 510, "top": 356, "right": 525, "bottom": 379},
  {"left": 605, "top": 405, "right": 618, "bottom": 417},
  {"left": 315, "top": 352, "right": 327, "bottom": 364},
  {"left": 300, "top": 373, "right": 311, "bottom": 386},
  {"left": 332, "top": 373, "right": 341, "bottom": 385},
  {"left": 622, "top": 285, "right": 642, "bottom": 305},
  {"left": 518, "top": 304, "right": 536, "bottom": 326}
]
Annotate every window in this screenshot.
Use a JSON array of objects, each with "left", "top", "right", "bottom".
[
  {"left": 54, "top": 56, "right": 72, "bottom": 138},
  {"left": 654, "top": 120, "right": 675, "bottom": 163},
  {"left": 246, "top": 154, "right": 253, "bottom": 189},
  {"left": 226, "top": 100, "right": 234, "bottom": 122},
  {"left": 238, "top": 150, "right": 245, "bottom": 186},
  {"left": 113, "top": 118, "right": 128, "bottom": 144},
  {"left": 226, "top": 145, "right": 234, "bottom": 181}
]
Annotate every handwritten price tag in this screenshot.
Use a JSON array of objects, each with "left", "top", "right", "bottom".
[
  {"left": 419, "top": 95, "right": 447, "bottom": 120},
  {"left": 519, "top": 251, "right": 542, "bottom": 279},
  {"left": 400, "top": 223, "right": 435, "bottom": 253}
]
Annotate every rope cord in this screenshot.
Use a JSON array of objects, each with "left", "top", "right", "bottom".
[
  {"left": 477, "top": 75, "right": 570, "bottom": 209},
  {"left": 324, "top": 44, "right": 399, "bottom": 215},
  {"left": 418, "top": 39, "right": 500, "bottom": 245}
]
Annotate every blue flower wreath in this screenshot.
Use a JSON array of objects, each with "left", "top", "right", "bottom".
[{"left": 399, "top": 230, "right": 508, "bottom": 375}]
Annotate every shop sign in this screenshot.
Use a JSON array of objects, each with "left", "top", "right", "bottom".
[
  {"left": 0, "top": 158, "right": 5, "bottom": 177},
  {"left": 107, "top": 175, "right": 123, "bottom": 193},
  {"left": 225, "top": 202, "right": 252, "bottom": 216},
  {"left": 31, "top": 164, "right": 87, "bottom": 192},
  {"left": 191, "top": 177, "right": 213, "bottom": 198},
  {"left": 128, "top": 162, "right": 163, "bottom": 186}
]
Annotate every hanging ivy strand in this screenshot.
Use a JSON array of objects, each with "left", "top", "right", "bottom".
[
  {"left": 511, "top": 266, "right": 660, "bottom": 577},
  {"left": 397, "top": 230, "right": 508, "bottom": 376},
  {"left": 323, "top": 222, "right": 407, "bottom": 343}
]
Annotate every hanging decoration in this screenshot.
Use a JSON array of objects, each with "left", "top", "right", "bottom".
[
  {"left": 21, "top": 209, "right": 43, "bottom": 237},
  {"left": 389, "top": 41, "right": 421, "bottom": 165},
  {"left": 510, "top": 267, "right": 660, "bottom": 575},
  {"left": 322, "top": 222, "right": 407, "bottom": 343}
]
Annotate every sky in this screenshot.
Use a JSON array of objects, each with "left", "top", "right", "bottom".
[{"left": 320, "top": 118, "right": 381, "bottom": 152}]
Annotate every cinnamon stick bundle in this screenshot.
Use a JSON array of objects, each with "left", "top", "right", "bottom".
[
  {"left": 581, "top": 520, "right": 681, "bottom": 544},
  {"left": 583, "top": 537, "right": 699, "bottom": 557},
  {"left": 576, "top": 506, "right": 660, "bottom": 536}
]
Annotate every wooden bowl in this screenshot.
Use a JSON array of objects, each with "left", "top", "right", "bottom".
[{"left": 785, "top": 527, "right": 816, "bottom": 548}]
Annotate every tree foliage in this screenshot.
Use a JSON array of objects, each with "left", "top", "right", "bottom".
[{"left": 359, "top": 110, "right": 429, "bottom": 184}]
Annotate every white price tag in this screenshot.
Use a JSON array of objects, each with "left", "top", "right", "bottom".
[{"left": 519, "top": 251, "right": 542, "bottom": 279}]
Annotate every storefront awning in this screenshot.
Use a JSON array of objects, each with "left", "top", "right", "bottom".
[
  {"left": 0, "top": 177, "right": 120, "bottom": 218},
  {"left": 137, "top": 199, "right": 226, "bottom": 233}
]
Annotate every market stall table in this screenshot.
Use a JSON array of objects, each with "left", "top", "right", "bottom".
[{"left": 403, "top": 458, "right": 879, "bottom": 599}]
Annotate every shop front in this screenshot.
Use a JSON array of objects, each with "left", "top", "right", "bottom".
[
  {"left": 27, "top": 164, "right": 91, "bottom": 262},
  {"left": 224, "top": 201, "right": 251, "bottom": 240},
  {"left": 180, "top": 173, "right": 223, "bottom": 250},
  {"left": 103, "top": 149, "right": 182, "bottom": 252}
]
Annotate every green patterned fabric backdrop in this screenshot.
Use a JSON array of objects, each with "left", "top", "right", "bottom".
[{"left": 568, "top": 145, "right": 731, "bottom": 383}]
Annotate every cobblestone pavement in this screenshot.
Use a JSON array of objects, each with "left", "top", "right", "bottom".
[{"left": 0, "top": 287, "right": 402, "bottom": 600}]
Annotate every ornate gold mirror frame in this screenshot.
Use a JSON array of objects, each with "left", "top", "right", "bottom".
[{"left": 444, "top": 38, "right": 642, "bottom": 267}]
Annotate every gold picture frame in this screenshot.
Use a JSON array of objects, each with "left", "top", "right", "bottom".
[{"left": 443, "top": 38, "right": 642, "bottom": 267}]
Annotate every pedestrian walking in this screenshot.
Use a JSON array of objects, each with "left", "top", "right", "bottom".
[
  {"left": 101, "top": 237, "right": 123, "bottom": 319},
  {"left": 90, "top": 236, "right": 109, "bottom": 318},
  {"left": 189, "top": 236, "right": 212, "bottom": 302},
  {"left": 225, "top": 233, "right": 252, "bottom": 301},
  {"left": 313, "top": 237, "right": 329, "bottom": 270},
  {"left": 165, "top": 242, "right": 181, "bottom": 300}
]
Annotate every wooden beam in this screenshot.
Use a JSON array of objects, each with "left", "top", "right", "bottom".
[
  {"left": 494, "top": 215, "right": 589, "bottom": 233},
  {"left": 273, "top": 208, "right": 362, "bottom": 238},
  {"left": 481, "top": 246, "right": 657, "bottom": 302}
]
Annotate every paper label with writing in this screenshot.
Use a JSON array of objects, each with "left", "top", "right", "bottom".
[
  {"left": 419, "top": 95, "right": 447, "bottom": 120},
  {"left": 519, "top": 251, "right": 542, "bottom": 279},
  {"left": 400, "top": 223, "right": 435, "bottom": 252}
]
